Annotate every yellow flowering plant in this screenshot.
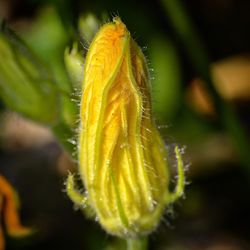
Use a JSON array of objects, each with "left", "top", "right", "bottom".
[
  {"left": 66, "top": 17, "right": 185, "bottom": 249},
  {"left": 0, "top": 2, "right": 249, "bottom": 249}
]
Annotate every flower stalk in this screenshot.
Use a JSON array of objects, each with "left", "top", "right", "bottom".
[{"left": 127, "top": 237, "right": 148, "bottom": 250}]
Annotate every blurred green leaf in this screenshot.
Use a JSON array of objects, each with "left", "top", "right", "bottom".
[
  {"left": 21, "top": 6, "right": 72, "bottom": 93},
  {"left": 0, "top": 23, "right": 59, "bottom": 124},
  {"left": 19, "top": 6, "right": 79, "bottom": 130}
]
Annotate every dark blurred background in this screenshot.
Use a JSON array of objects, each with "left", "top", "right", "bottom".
[{"left": 0, "top": 0, "right": 250, "bottom": 249}]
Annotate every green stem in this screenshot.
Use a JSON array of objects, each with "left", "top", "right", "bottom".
[
  {"left": 127, "top": 237, "right": 148, "bottom": 250},
  {"left": 161, "top": 0, "right": 250, "bottom": 173}
]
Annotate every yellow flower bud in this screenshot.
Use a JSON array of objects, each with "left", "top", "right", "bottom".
[{"left": 67, "top": 17, "right": 185, "bottom": 238}]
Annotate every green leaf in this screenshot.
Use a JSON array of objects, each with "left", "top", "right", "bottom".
[
  {"left": 20, "top": 7, "right": 72, "bottom": 93},
  {"left": 0, "top": 23, "right": 59, "bottom": 124}
]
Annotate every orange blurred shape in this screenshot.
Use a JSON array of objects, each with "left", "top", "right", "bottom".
[
  {"left": 0, "top": 175, "right": 32, "bottom": 250},
  {"left": 186, "top": 78, "right": 215, "bottom": 115},
  {"left": 187, "top": 55, "right": 250, "bottom": 115}
]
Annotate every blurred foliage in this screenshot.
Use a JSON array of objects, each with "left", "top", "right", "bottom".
[
  {"left": 0, "top": 22, "right": 59, "bottom": 124},
  {"left": 20, "top": 7, "right": 70, "bottom": 93},
  {"left": 0, "top": 7, "right": 79, "bottom": 152},
  {"left": 150, "top": 37, "right": 182, "bottom": 122}
]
